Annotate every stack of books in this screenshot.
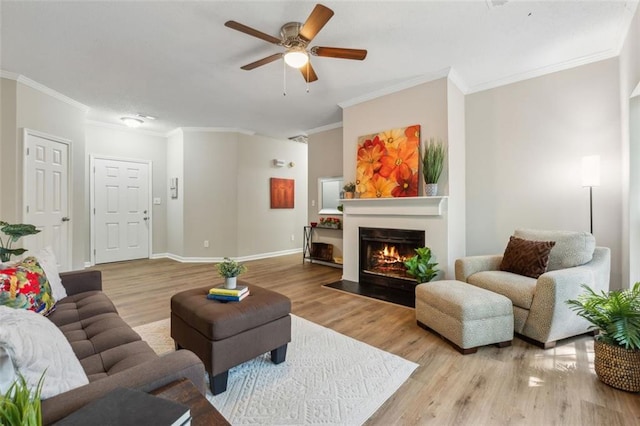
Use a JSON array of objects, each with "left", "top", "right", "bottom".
[{"left": 207, "top": 285, "right": 250, "bottom": 302}]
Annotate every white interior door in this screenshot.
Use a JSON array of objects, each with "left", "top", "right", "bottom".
[
  {"left": 23, "top": 129, "right": 71, "bottom": 271},
  {"left": 93, "top": 157, "right": 150, "bottom": 264}
]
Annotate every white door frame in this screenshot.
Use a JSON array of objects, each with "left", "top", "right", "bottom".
[
  {"left": 89, "top": 154, "right": 153, "bottom": 265},
  {"left": 22, "top": 128, "right": 73, "bottom": 270}
]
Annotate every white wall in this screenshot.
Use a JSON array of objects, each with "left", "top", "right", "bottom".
[
  {"left": 237, "top": 133, "right": 308, "bottom": 257},
  {"left": 85, "top": 123, "right": 168, "bottom": 255},
  {"left": 166, "top": 130, "right": 184, "bottom": 257},
  {"left": 182, "top": 131, "right": 239, "bottom": 258},
  {"left": 172, "top": 129, "right": 307, "bottom": 260},
  {"left": 466, "top": 58, "right": 622, "bottom": 289},
  {"left": 619, "top": 3, "right": 640, "bottom": 287},
  {"left": 342, "top": 77, "right": 466, "bottom": 276},
  {"left": 343, "top": 78, "right": 449, "bottom": 191},
  {"left": 5, "top": 80, "right": 88, "bottom": 270},
  {"left": 0, "top": 78, "right": 18, "bottom": 221},
  {"left": 447, "top": 79, "right": 466, "bottom": 271}
]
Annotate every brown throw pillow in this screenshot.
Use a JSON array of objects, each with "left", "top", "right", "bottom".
[{"left": 500, "top": 236, "right": 556, "bottom": 279}]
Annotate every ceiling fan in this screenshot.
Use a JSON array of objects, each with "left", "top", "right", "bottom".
[{"left": 225, "top": 3, "right": 367, "bottom": 83}]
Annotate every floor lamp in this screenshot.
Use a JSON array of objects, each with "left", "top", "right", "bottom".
[{"left": 581, "top": 155, "right": 601, "bottom": 234}]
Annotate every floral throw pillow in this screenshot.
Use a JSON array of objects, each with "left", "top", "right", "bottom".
[{"left": 0, "top": 257, "right": 56, "bottom": 315}]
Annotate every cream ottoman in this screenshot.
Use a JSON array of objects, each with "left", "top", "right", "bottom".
[{"left": 416, "top": 280, "right": 513, "bottom": 354}]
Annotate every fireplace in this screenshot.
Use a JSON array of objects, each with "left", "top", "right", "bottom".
[{"left": 359, "top": 227, "right": 425, "bottom": 292}]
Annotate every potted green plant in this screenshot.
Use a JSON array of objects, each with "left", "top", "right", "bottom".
[
  {"left": 404, "top": 247, "right": 438, "bottom": 283},
  {"left": 0, "top": 373, "right": 45, "bottom": 426},
  {"left": 422, "top": 138, "right": 445, "bottom": 196},
  {"left": 216, "top": 257, "right": 247, "bottom": 289},
  {"left": 566, "top": 282, "right": 640, "bottom": 392},
  {"left": 0, "top": 221, "right": 41, "bottom": 263},
  {"left": 343, "top": 182, "right": 356, "bottom": 199}
]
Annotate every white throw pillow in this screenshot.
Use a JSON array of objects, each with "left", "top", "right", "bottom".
[
  {"left": 34, "top": 246, "right": 67, "bottom": 301},
  {"left": 0, "top": 306, "right": 88, "bottom": 399}
]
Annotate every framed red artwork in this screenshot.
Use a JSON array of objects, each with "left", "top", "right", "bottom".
[{"left": 270, "top": 178, "right": 295, "bottom": 209}]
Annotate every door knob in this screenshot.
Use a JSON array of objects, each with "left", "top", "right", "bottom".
[{"left": 61, "top": 217, "right": 71, "bottom": 222}]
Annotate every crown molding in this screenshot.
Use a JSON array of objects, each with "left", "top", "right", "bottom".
[
  {"left": 165, "top": 127, "right": 183, "bottom": 138},
  {"left": 466, "top": 49, "right": 619, "bottom": 94},
  {"left": 164, "top": 127, "right": 257, "bottom": 138},
  {"left": 1, "top": 70, "right": 90, "bottom": 112},
  {"left": 177, "top": 127, "right": 256, "bottom": 135},
  {"left": 305, "top": 121, "right": 342, "bottom": 135},
  {"left": 446, "top": 68, "right": 469, "bottom": 94},
  {"left": 86, "top": 120, "right": 166, "bottom": 138},
  {"left": 0, "top": 70, "right": 20, "bottom": 80}
]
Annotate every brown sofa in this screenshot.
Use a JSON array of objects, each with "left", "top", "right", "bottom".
[{"left": 41, "top": 270, "right": 206, "bottom": 425}]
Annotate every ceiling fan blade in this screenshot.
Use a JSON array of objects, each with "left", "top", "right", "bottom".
[
  {"left": 224, "top": 20, "right": 282, "bottom": 45},
  {"left": 311, "top": 46, "right": 367, "bottom": 60},
  {"left": 300, "top": 62, "right": 318, "bottom": 83},
  {"left": 299, "top": 4, "right": 334, "bottom": 42},
  {"left": 241, "top": 53, "right": 283, "bottom": 70}
]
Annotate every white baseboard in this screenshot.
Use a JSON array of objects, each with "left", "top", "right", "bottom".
[{"left": 152, "top": 248, "right": 302, "bottom": 263}]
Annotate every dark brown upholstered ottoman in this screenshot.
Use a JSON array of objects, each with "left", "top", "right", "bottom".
[{"left": 170, "top": 282, "right": 291, "bottom": 395}]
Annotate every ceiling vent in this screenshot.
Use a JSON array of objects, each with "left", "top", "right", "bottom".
[{"left": 289, "top": 135, "right": 308, "bottom": 144}]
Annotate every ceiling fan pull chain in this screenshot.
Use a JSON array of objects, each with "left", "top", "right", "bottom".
[
  {"left": 283, "top": 59, "right": 287, "bottom": 96},
  {"left": 306, "top": 63, "right": 310, "bottom": 93}
]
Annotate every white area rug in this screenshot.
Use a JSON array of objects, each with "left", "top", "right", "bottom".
[{"left": 134, "top": 315, "right": 417, "bottom": 425}]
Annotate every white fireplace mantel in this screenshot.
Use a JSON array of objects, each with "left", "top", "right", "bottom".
[
  {"left": 341, "top": 196, "right": 453, "bottom": 282},
  {"left": 341, "top": 196, "right": 447, "bottom": 216}
]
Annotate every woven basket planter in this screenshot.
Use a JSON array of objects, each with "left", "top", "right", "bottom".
[{"left": 594, "top": 339, "right": 640, "bottom": 392}]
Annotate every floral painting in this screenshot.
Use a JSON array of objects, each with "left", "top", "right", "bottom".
[{"left": 356, "top": 125, "right": 420, "bottom": 198}]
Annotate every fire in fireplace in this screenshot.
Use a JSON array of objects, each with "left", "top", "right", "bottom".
[
  {"left": 365, "top": 244, "right": 413, "bottom": 279},
  {"left": 359, "top": 227, "right": 425, "bottom": 292}
]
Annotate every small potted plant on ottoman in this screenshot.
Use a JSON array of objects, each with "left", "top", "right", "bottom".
[
  {"left": 566, "top": 282, "right": 640, "bottom": 392},
  {"left": 216, "top": 257, "right": 247, "bottom": 289}
]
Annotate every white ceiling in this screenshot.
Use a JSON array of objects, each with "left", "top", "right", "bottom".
[{"left": 1, "top": 1, "right": 637, "bottom": 139}]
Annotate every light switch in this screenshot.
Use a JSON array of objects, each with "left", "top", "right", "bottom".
[{"left": 153, "top": 197, "right": 161, "bottom": 205}]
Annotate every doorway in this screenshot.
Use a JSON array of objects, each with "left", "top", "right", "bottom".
[
  {"left": 22, "top": 129, "right": 72, "bottom": 271},
  {"left": 91, "top": 156, "right": 152, "bottom": 264}
]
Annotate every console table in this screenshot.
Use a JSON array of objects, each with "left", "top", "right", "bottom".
[{"left": 303, "top": 225, "right": 343, "bottom": 268}]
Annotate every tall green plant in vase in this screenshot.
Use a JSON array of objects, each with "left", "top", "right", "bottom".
[
  {"left": 422, "top": 138, "right": 445, "bottom": 196},
  {"left": 566, "top": 282, "right": 640, "bottom": 392}
]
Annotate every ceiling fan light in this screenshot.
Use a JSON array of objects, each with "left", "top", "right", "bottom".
[
  {"left": 284, "top": 50, "right": 309, "bottom": 68},
  {"left": 121, "top": 117, "right": 144, "bottom": 128}
]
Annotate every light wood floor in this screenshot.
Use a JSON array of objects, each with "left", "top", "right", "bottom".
[{"left": 92, "top": 255, "right": 639, "bottom": 425}]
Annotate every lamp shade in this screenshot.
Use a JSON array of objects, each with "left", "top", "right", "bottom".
[
  {"left": 581, "top": 155, "right": 601, "bottom": 187},
  {"left": 284, "top": 49, "right": 309, "bottom": 68}
]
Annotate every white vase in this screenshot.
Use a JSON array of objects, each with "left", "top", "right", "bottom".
[
  {"left": 224, "top": 276, "right": 237, "bottom": 289},
  {"left": 425, "top": 183, "right": 438, "bottom": 196}
]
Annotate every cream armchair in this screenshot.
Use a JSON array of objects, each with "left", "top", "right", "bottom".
[{"left": 455, "top": 229, "right": 611, "bottom": 348}]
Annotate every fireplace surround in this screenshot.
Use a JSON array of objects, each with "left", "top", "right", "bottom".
[{"left": 328, "top": 196, "right": 461, "bottom": 307}]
